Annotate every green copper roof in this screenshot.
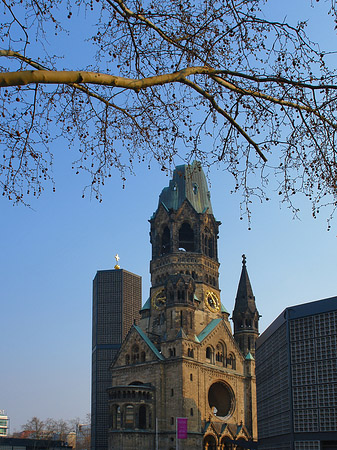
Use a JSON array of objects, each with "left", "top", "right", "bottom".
[
  {"left": 175, "top": 328, "right": 188, "bottom": 339},
  {"left": 245, "top": 351, "right": 255, "bottom": 360},
  {"left": 134, "top": 325, "right": 165, "bottom": 360},
  {"left": 158, "top": 161, "right": 213, "bottom": 214},
  {"left": 141, "top": 297, "right": 151, "bottom": 311},
  {"left": 197, "top": 318, "right": 222, "bottom": 342},
  {"left": 221, "top": 303, "right": 228, "bottom": 313}
]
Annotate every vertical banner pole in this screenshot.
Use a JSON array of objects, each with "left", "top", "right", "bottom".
[{"left": 156, "top": 417, "right": 158, "bottom": 450}]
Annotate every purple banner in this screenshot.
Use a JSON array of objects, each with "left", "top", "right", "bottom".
[{"left": 177, "top": 417, "right": 188, "bottom": 439}]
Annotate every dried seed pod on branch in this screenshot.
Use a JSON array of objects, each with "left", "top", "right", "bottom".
[{"left": 1, "top": 0, "right": 337, "bottom": 223}]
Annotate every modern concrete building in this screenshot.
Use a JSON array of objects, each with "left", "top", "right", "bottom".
[
  {"left": 91, "top": 268, "right": 141, "bottom": 450},
  {"left": 107, "top": 162, "right": 259, "bottom": 450},
  {"left": 256, "top": 296, "right": 337, "bottom": 450}
]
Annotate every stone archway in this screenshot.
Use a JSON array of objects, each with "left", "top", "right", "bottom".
[
  {"left": 235, "top": 438, "right": 247, "bottom": 450},
  {"left": 203, "top": 434, "right": 217, "bottom": 450},
  {"left": 220, "top": 436, "right": 234, "bottom": 450}
]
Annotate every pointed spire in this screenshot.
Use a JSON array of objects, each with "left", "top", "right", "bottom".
[
  {"left": 234, "top": 254, "right": 257, "bottom": 314},
  {"left": 232, "top": 255, "right": 260, "bottom": 357}
]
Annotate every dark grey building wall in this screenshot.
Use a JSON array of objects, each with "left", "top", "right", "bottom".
[
  {"left": 91, "top": 269, "right": 141, "bottom": 450},
  {"left": 256, "top": 296, "right": 337, "bottom": 450}
]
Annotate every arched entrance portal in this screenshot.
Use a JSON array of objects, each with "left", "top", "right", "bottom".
[
  {"left": 236, "top": 439, "right": 247, "bottom": 450},
  {"left": 220, "top": 437, "right": 234, "bottom": 449},
  {"left": 203, "top": 434, "right": 217, "bottom": 450}
]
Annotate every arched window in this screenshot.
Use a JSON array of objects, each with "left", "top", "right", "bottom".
[
  {"left": 125, "top": 405, "right": 134, "bottom": 428},
  {"left": 177, "top": 290, "right": 185, "bottom": 301},
  {"left": 125, "top": 354, "right": 130, "bottom": 365},
  {"left": 206, "top": 346, "right": 213, "bottom": 362},
  {"left": 208, "top": 237, "right": 213, "bottom": 258},
  {"left": 227, "top": 353, "right": 236, "bottom": 370},
  {"left": 179, "top": 222, "right": 194, "bottom": 252},
  {"left": 116, "top": 405, "right": 121, "bottom": 429},
  {"left": 141, "top": 351, "right": 146, "bottom": 362},
  {"left": 203, "top": 434, "right": 217, "bottom": 450},
  {"left": 132, "top": 344, "right": 140, "bottom": 364},
  {"left": 216, "top": 342, "right": 225, "bottom": 365},
  {"left": 169, "top": 348, "right": 176, "bottom": 357},
  {"left": 138, "top": 405, "right": 147, "bottom": 429},
  {"left": 161, "top": 226, "right": 170, "bottom": 255}
]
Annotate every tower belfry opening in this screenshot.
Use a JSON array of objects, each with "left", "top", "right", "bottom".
[{"left": 178, "top": 222, "right": 194, "bottom": 252}]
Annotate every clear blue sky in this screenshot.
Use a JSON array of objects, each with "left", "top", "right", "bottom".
[{"left": 1, "top": 0, "right": 337, "bottom": 434}]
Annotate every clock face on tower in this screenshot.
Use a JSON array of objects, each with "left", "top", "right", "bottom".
[
  {"left": 151, "top": 287, "right": 166, "bottom": 310},
  {"left": 205, "top": 291, "right": 220, "bottom": 312}
]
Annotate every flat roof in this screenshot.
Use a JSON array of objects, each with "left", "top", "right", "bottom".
[{"left": 257, "top": 295, "right": 337, "bottom": 348}]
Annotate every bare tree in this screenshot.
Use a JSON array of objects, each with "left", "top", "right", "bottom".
[
  {"left": 20, "top": 416, "right": 90, "bottom": 445},
  {"left": 44, "top": 418, "right": 71, "bottom": 442},
  {"left": 1, "top": 0, "right": 337, "bottom": 224},
  {"left": 21, "top": 417, "right": 46, "bottom": 439}
]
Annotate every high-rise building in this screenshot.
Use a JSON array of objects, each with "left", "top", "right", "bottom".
[
  {"left": 256, "top": 296, "right": 337, "bottom": 450},
  {"left": 91, "top": 268, "right": 141, "bottom": 450},
  {"left": 107, "top": 162, "right": 259, "bottom": 450},
  {"left": 0, "top": 411, "right": 8, "bottom": 437}
]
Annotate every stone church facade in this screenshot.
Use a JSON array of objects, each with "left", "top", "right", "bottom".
[{"left": 108, "top": 162, "right": 259, "bottom": 450}]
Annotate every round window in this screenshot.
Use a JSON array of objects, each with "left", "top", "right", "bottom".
[{"left": 208, "top": 381, "right": 235, "bottom": 418}]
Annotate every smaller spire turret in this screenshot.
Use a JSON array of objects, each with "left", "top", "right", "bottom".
[{"left": 232, "top": 255, "right": 259, "bottom": 357}]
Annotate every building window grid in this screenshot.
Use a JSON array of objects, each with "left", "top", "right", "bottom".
[
  {"left": 290, "top": 317, "right": 314, "bottom": 341},
  {"left": 258, "top": 307, "right": 337, "bottom": 448},
  {"left": 292, "top": 362, "right": 316, "bottom": 386},
  {"left": 258, "top": 411, "right": 291, "bottom": 438},
  {"left": 317, "top": 359, "right": 337, "bottom": 383},
  {"left": 315, "top": 335, "right": 337, "bottom": 360},
  {"left": 290, "top": 339, "right": 315, "bottom": 364},
  {"left": 319, "top": 407, "right": 337, "bottom": 431},
  {"left": 290, "top": 313, "right": 337, "bottom": 433},
  {"left": 256, "top": 324, "right": 287, "bottom": 364},
  {"left": 258, "top": 389, "right": 289, "bottom": 419},
  {"left": 318, "top": 383, "right": 337, "bottom": 407},
  {"left": 258, "top": 443, "right": 291, "bottom": 450},
  {"left": 257, "top": 367, "right": 289, "bottom": 403},
  {"left": 294, "top": 441, "right": 320, "bottom": 450},
  {"left": 293, "top": 386, "right": 317, "bottom": 409},
  {"left": 293, "top": 408, "right": 318, "bottom": 432},
  {"left": 315, "top": 311, "right": 337, "bottom": 337}
]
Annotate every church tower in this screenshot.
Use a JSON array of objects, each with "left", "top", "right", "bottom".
[
  {"left": 232, "top": 255, "right": 260, "bottom": 357},
  {"left": 140, "top": 161, "right": 225, "bottom": 342},
  {"left": 108, "top": 163, "right": 258, "bottom": 450}
]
